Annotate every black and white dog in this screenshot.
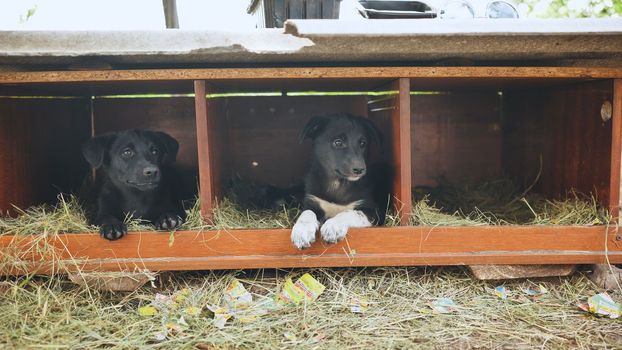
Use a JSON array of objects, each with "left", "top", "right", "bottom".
[
  {"left": 291, "top": 113, "right": 386, "bottom": 249},
  {"left": 82, "top": 129, "right": 185, "bottom": 240}
]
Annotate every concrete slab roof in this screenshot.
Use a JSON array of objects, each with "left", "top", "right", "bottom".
[{"left": 0, "top": 18, "right": 621, "bottom": 69}]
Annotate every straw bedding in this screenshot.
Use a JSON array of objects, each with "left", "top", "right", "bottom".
[{"left": 0, "top": 180, "right": 619, "bottom": 349}]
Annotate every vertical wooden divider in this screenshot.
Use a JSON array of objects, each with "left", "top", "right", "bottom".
[
  {"left": 610, "top": 79, "right": 622, "bottom": 220},
  {"left": 391, "top": 78, "right": 412, "bottom": 224},
  {"left": 194, "top": 80, "right": 215, "bottom": 222}
]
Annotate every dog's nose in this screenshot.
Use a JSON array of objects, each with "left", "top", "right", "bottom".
[
  {"left": 352, "top": 167, "right": 366, "bottom": 175},
  {"left": 143, "top": 167, "right": 159, "bottom": 177}
]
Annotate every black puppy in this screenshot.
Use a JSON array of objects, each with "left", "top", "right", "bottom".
[
  {"left": 82, "top": 129, "right": 185, "bottom": 240},
  {"left": 291, "top": 113, "right": 385, "bottom": 249}
]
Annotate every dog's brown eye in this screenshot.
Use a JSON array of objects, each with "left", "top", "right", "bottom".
[
  {"left": 121, "top": 149, "right": 133, "bottom": 158},
  {"left": 151, "top": 148, "right": 159, "bottom": 155},
  {"left": 333, "top": 139, "right": 344, "bottom": 148},
  {"left": 360, "top": 140, "right": 368, "bottom": 148}
]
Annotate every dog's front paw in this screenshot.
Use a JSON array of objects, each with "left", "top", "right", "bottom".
[
  {"left": 100, "top": 222, "right": 128, "bottom": 241},
  {"left": 291, "top": 210, "right": 319, "bottom": 249},
  {"left": 155, "top": 213, "right": 183, "bottom": 230},
  {"left": 320, "top": 210, "right": 371, "bottom": 244},
  {"left": 320, "top": 217, "right": 349, "bottom": 244}
]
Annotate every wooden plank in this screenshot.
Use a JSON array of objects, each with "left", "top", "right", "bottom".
[
  {"left": 610, "top": 79, "right": 622, "bottom": 219},
  {"left": 288, "top": 0, "right": 304, "bottom": 19},
  {"left": 0, "top": 98, "right": 91, "bottom": 213},
  {"left": 1, "top": 67, "right": 622, "bottom": 85},
  {"left": 503, "top": 80, "right": 613, "bottom": 206},
  {"left": 392, "top": 78, "right": 412, "bottom": 224},
  {"left": 194, "top": 81, "right": 214, "bottom": 221},
  {"left": 1, "top": 226, "right": 621, "bottom": 275},
  {"left": 411, "top": 92, "right": 502, "bottom": 187}
]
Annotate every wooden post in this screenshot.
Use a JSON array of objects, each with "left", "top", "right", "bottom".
[
  {"left": 194, "top": 80, "right": 214, "bottom": 222},
  {"left": 391, "top": 78, "right": 412, "bottom": 224},
  {"left": 162, "top": 0, "right": 179, "bottom": 29},
  {"left": 610, "top": 79, "right": 622, "bottom": 220}
]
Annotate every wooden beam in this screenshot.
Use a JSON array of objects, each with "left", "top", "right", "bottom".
[
  {"left": 391, "top": 78, "right": 412, "bottom": 224},
  {"left": 2, "top": 226, "right": 621, "bottom": 275},
  {"left": 2, "top": 67, "right": 622, "bottom": 84},
  {"left": 162, "top": 0, "right": 179, "bottom": 29},
  {"left": 194, "top": 80, "right": 214, "bottom": 221},
  {"left": 610, "top": 79, "right": 622, "bottom": 220}
]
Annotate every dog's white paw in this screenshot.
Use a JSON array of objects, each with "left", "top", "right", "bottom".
[
  {"left": 320, "top": 210, "right": 371, "bottom": 244},
  {"left": 291, "top": 210, "right": 319, "bottom": 249},
  {"left": 320, "top": 217, "right": 349, "bottom": 244}
]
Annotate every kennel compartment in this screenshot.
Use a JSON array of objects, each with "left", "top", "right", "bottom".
[
  {"left": 194, "top": 78, "right": 411, "bottom": 223},
  {"left": 409, "top": 78, "right": 620, "bottom": 222},
  {"left": 0, "top": 67, "right": 621, "bottom": 275},
  {"left": 0, "top": 80, "right": 199, "bottom": 213},
  {"left": 0, "top": 96, "right": 91, "bottom": 213}
]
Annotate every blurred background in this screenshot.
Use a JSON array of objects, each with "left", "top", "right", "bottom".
[{"left": 0, "top": 0, "right": 620, "bottom": 30}]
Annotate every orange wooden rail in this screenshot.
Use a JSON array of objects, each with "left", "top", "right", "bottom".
[{"left": 1, "top": 226, "right": 621, "bottom": 275}]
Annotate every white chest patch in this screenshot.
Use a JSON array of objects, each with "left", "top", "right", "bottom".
[{"left": 307, "top": 195, "right": 363, "bottom": 219}]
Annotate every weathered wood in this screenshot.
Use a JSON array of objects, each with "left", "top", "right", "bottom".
[
  {"left": 194, "top": 81, "right": 214, "bottom": 221},
  {"left": 469, "top": 264, "right": 577, "bottom": 280},
  {"left": 1, "top": 67, "right": 622, "bottom": 85},
  {"left": 411, "top": 91, "right": 501, "bottom": 187},
  {"left": 392, "top": 78, "right": 412, "bottom": 224},
  {"left": 587, "top": 264, "right": 622, "bottom": 290},
  {"left": 68, "top": 271, "right": 154, "bottom": 291},
  {"left": 504, "top": 80, "right": 614, "bottom": 207},
  {"left": 610, "top": 79, "right": 622, "bottom": 218},
  {"left": 0, "top": 98, "right": 91, "bottom": 213},
  {"left": 1, "top": 226, "right": 621, "bottom": 275}
]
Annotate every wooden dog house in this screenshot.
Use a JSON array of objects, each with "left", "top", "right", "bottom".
[{"left": 1, "top": 20, "right": 621, "bottom": 274}]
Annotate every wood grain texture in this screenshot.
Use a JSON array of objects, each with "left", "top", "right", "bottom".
[
  {"left": 1, "top": 67, "right": 622, "bottom": 85},
  {"left": 504, "top": 80, "right": 614, "bottom": 207},
  {"left": 194, "top": 81, "right": 214, "bottom": 221},
  {"left": 610, "top": 79, "right": 622, "bottom": 218},
  {"left": 0, "top": 98, "right": 91, "bottom": 213},
  {"left": 1, "top": 226, "right": 620, "bottom": 274},
  {"left": 392, "top": 78, "right": 412, "bottom": 224},
  {"left": 411, "top": 92, "right": 502, "bottom": 187}
]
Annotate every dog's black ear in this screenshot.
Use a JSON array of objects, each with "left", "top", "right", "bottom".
[
  {"left": 152, "top": 131, "right": 179, "bottom": 165},
  {"left": 359, "top": 117, "right": 383, "bottom": 147},
  {"left": 299, "top": 116, "right": 330, "bottom": 143},
  {"left": 82, "top": 134, "right": 116, "bottom": 169}
]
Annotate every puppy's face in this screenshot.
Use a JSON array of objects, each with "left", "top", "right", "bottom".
[
  {"left": 300, "top": 114, "right": 381, "bottom": 182},
  {"left": 83, "top": 130, "right": 179, "bottom": 191}
]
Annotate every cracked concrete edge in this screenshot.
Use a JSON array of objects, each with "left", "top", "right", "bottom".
[{"left": 0, "top": 18, "right": 621, "bottom": 67}]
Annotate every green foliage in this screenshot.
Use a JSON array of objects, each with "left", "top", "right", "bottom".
[
  {"left": 516, "top": 0, "right": 622, "bottom": 18},
  {"left": 18, "top": 5, "right": 38, "bottom": 24}
]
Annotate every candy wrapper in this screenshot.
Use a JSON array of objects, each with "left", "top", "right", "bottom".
[
  {"left": 223, "top": 279, "right": 253, "bottom": 309},
  {"left": 523, "top": 284, "right": 548, "bottom": 297},
  {"left": 494, "top": 286, "right": 509, "bottom": 299},
  {"left": 207, "top": 305, "right": 233, "bottom": 329},
  {"left": 138, "top": 305, "right": 159, "bottom": 316},
  {"left": 277, "top": 273, "right": 326, "bottom": 305},
  {"left": 350, "top": 297, "right": 369, "bottom": 314},
  {"left": 577, "top": 293, "right": 621, "bottom": 319},
  {"left": 431, "top": 298, "right": 457, "bottom": 314},
  {"left": 207, "top": 279, "right": 279, "bottom": 327}
]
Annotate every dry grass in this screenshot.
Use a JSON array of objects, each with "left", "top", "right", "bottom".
[
  {"left": 412, "top": 179, "right": 610, "bottom": 226},
  {"left": 1, "top": 267, "right": 621, "bottom": 349}
]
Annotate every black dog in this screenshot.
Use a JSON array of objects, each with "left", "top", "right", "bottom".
[
  {"left": 82, "top": 129, "right": 185, "bottom": 240},
  {"left": 291, "top": 113, "right": 386, "bottom": 249}
]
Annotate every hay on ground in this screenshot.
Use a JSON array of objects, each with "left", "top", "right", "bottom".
[{"left": 0, "top": 267, "right": 620, "bottom": 349}]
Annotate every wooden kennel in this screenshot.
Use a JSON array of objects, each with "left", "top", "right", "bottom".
[{"left": 0, "top": 65, "right": 621, "bottom": 274}]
